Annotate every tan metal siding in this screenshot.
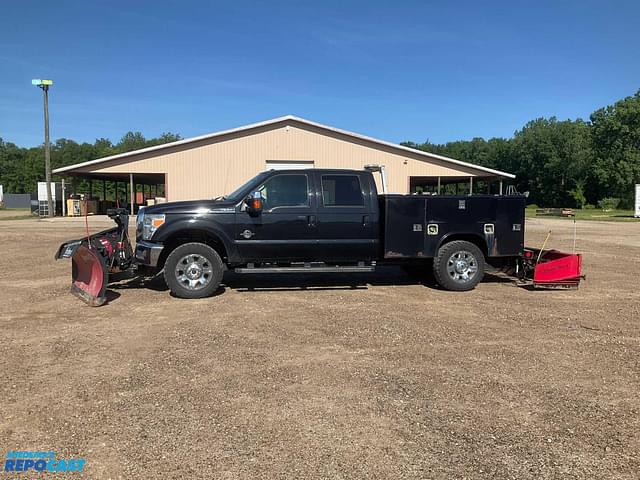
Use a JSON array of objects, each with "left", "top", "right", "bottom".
[{"left": 75, "top": 122, "right": 489, "bottom": 200}]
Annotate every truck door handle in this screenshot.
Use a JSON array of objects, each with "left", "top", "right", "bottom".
[
  {"left": 362, "top": 215, "right": 370, "bottom": 227},
  {"left": 307, "top": 215, "right": 317, "bottom": 227}
]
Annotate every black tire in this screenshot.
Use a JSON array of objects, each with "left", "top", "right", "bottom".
[
  {"left": 433, "top": 240, "right": 484, "bottom": 291},
  {"left": 164, "top": 242, "right": 224, "bottom": 299}
]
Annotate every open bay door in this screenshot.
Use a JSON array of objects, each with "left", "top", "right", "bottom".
[{"left": 266, "top": 160, "right": 314, "bottom": 170}]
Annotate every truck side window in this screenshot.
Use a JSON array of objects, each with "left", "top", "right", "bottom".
[
  {"left": 321, "top": 175, "right": 364, "bottom": 206},
  {"left": 258, "top": 174, "right": 309, "bottom": 209}
]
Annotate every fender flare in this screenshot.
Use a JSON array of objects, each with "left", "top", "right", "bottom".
[
  {"left": 436, "top": 231, "right": 489, "bottom": 256},
  {"left": 153, "top": 218, "right": 239, "bottom": 263}
]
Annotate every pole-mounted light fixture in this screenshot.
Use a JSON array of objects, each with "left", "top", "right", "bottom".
[{"left": 32, "top": 78, "right": 54, "bottom": 217}]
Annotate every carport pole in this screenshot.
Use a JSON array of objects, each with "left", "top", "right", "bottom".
[
  {"left": 129, "top": 174, "right": 135, "bottom": 215},
  {"left": 61, "top": 179, "right": 66, "bottom": 216}
]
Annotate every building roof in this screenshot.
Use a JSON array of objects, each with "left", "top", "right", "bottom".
[{"left": 53, "top": 115, "right": 515, "bottom": 178}]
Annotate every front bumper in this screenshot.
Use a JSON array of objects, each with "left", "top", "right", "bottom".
[{"left": 135, "top": 240, "right": 164, "bottom": 267}]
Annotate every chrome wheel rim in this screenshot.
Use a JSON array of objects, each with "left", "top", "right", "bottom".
[
  {"left": 446, "top": 250, "right": 478, "bottom": 284},
  {"left": 175, "top": 254, "right": 213, "bottom": 291}
]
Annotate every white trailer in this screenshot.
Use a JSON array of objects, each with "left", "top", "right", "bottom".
[{"left": 635, "top": 184, "right": 640, "bottom": 218}]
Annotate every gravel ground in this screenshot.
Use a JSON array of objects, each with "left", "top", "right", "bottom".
[{"left": 0, "top": 216, "right": 639, "bottom": 479}]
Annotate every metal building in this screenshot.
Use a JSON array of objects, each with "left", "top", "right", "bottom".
[{"left": 53, "top": 115, "right": 514, "bottom": 211}]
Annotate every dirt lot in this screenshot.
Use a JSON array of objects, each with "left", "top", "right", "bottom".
[{"left": 1, "top": 217, "right": 639, "bottom": 479}]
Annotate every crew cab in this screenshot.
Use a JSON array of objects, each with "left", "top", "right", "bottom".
[{"left": 134, "top": 168, "right": 526, "bottom": 298}]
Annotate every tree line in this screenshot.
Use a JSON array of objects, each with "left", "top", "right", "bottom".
[
  {"left": 403, "top": 90, "right": 640, "bottom": 208},
  {"left": 0, "top": 132, "right": 181, "bottom": 200},
  {"left": 1, "top": 91, "right": 639, "bottom": 208}
]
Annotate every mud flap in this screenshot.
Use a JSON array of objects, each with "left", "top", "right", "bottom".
[{"left": 56, "top": 240, "right": 109, "bottom": 307}]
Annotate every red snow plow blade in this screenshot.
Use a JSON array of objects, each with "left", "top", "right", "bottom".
[
  {"left": 522, "top": 249, "right": 583, "bottom": 289},
  {"left": 55, "top": 208, "right": 133, "bottom": 306},
  {"left": 70, "top": 244, "right": 109, "bottom": 306}
]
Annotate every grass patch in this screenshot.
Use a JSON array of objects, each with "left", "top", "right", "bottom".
[
  {"left": 526, "top": 207, "right": 639, "bottom": 222},
  {"left": 0, "top": 208, "right": 36, "bottom": 221},
  {"left": 0, "top": 215, "right": 36, "bottom": 221}
]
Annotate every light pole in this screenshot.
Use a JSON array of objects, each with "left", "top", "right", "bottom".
[{"left": 32, "top": 79, "right": 54, "bottom": 217}]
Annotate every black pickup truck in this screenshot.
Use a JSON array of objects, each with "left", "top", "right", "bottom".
[{"left": 128, "top": 168, "right": 525, "bottom": 299}]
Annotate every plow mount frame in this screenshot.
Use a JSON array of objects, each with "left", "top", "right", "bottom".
[{"left": 55, "top": 208, "right": 134, "bottom": 306}]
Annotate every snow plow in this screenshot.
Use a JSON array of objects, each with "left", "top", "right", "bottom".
[{"left": 54, "top": 208, "right": 133, "bottom": 306}]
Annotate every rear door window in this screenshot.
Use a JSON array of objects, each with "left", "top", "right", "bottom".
[{"left": 321, "top": 175, "right": 364, "bottom": 207}]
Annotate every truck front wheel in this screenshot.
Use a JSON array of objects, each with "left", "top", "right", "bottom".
[
  {"left": 433, "top": 240, "right": 484, "bottom": 291},
  {"left": 164, "top": 242, "right": 224, "bottom": 299}
]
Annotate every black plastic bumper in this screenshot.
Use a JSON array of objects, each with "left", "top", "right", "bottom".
[{"left": 135, "top": 240, "right": 164, "bottom": 267}]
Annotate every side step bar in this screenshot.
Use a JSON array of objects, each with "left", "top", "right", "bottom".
[{"left": 235, "top": 263, "right": 375, "bottom": 274}]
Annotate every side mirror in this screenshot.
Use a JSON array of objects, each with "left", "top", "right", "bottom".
[{"left": 245, "top": 191, "right": 263, "bottom": 216}]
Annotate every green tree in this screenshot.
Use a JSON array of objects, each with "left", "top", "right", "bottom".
[
  {"left": 512, "top": 117, "right": 591, "bottom": 207},
  {"left": 153, "top": 132, "right": 182, "bottom": 145},
  {"left": 116, "top": 131, "right": 148, "bottom": 153},
  {"left": 589, "top": 90, "right": 640, "bottom": 208},
  {"left": 93, "top": 138, "right": 115, "bottom": 158}
]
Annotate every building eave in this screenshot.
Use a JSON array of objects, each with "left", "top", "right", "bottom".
[{"left": 53, "top": 115, "right": 516, "bottom": 179}]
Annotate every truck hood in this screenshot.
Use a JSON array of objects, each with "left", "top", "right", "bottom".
[{"left": 141, "top": 199, "right": 237, "bottom": 215}]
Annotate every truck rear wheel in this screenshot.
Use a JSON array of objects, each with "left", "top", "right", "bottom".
[
  {"left": 164, "top": 242, "right": 224, "bottom": 299},
  {"left": 433, "top": 240, "right": 484, "bottom": 291}
]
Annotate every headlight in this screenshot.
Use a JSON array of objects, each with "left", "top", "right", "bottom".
[
  {"left": 136, "top": 209, "right": 145, "bottom": 238},
  {"left": 142, "top": 214, "right": 165, "bottom": 240}
]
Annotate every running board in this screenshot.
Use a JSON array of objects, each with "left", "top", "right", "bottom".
[{"left": 235, "top": 264, "right": 375, "bottom": 274}]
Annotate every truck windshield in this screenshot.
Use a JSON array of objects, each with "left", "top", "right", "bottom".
[{"left": 221, "top": 171, "right": 271, "bottom": 202}]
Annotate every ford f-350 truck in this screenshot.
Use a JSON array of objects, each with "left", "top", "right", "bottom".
[{"left": 56, "top": 168, "right": 582, "bottom": 306}]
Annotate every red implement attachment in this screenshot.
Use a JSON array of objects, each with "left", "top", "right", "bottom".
[
  {"left": 55, "top": 208, "right": 134, "bottom": 306},
  {"left": 522, "top": 249, "right": 583, "bottom": 289},
  {"left": 70, "top": 244, "right": 108, "bottom": 306}
]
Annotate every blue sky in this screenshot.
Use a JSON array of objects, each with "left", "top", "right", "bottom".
[{"left": 1, "top": 0, "right": 639, "bottom": 147}]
